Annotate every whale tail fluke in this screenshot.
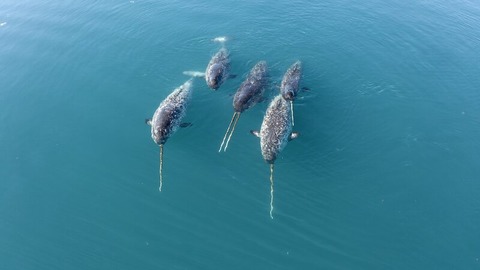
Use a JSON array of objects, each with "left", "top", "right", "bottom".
[
  {"left": 212, "top": 36, "right": 228, "bottom": 44},
  {"left": 213, "top": 36, "right": 228, "bottom": 49},
  {"left": 183, "top": 71, "right": 206, "bottom": 78}
]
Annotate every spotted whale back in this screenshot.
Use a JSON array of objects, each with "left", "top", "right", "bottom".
[
  {"left": 150, "top": 79, "right": 193, "bottom": 145},
  {"left": 259, "top": 95, "right": 293, "bottom": 163}
]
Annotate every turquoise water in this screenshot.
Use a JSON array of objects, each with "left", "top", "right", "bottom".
[{"left": 1, "top": 0, "right": 480, "bottom": 269}]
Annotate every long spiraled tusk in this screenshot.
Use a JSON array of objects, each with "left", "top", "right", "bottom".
[
  {"left": 219, "top": 112, "right": 238, "bottom": 152},
  {"left": 269, "top": 163, "right": 274, "bottom": 219},
  {"left": 223, "top": 113, "right": 240, "bottom": 152},
  {"left": 159, "top": 144, "right": 164, "bottom": 192}
]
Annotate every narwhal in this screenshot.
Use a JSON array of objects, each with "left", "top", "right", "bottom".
[
  {"left": 183, "top": 36, "right": 233, "bottom": 90},
  {"left": 250, "top": 94, "right": 299, "bottom": 218},
  {"left": 146, "top": 79, "right": 193, "bottom": 191},
  {"left": 219, "top": 61, "right": 268, "bottom": 152},
  {"left": 280, "top": 60, "right": 302, "bottom": 126},
  {"left": 204, "top": 46, "right": 230, "bottom": 90}
]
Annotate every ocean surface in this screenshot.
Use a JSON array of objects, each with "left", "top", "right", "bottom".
[{"left": 1, "top": 0, "right": 479, "bottom": 269}]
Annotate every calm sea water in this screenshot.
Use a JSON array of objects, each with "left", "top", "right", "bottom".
[{"left": 1, "top": 0, "right": 480, "bottom": 269}]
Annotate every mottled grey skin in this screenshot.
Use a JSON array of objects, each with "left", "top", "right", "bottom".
[
  {"left": 280, "top": 60, "right": 302, "bottom": 101},
  {"left": 150, "top": 79, "right": 193, "bottom": 145},
  {"left": 258, "top": 95, "right": 293, "bottom": 164},
  {"left": 205, "top": 48, "right": 230, "bottom": 90},
  {"left": 233, "top": 61, "right": 268, "bottom": 112}
]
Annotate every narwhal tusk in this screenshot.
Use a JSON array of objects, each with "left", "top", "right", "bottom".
[
  {"left": 219, "top": 112, "right": 238, "bottom": 152},
  {"left": 223, "top": 112, "right": 240, "bottom": 152},
  {"left": 269, "top": 163, "right": 274, "bottom": 219},
  {"left": 290, "top": 101, "right": 295, "bottom": 126},
  {"left": 159, "top": 144, "right": 164, "bottom": 192}
]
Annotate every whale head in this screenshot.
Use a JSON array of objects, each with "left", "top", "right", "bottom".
[
  {"left": 206, "top": 64, "right": 224, "bottom": 90},
  {"left": 152, "top": 121, "right": 171, "bottom": 145},
  {"left": 282, "top": 86, "right": 295, "bottom": 101}
]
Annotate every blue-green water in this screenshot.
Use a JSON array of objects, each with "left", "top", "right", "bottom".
[{"left": 1, "top": 0, "right": 480, "bottom": 269}]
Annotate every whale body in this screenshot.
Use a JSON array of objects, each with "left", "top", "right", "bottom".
[
  {"left": 205, "top": 48, "right": 230, "bottom": 90},
  {"left": 147, "top": 79, "right": 193, "bottom": 191},
  {"left": 280, "top": 60, "right": 302, "bottom": 101},
  {"left": 251, "top": 94, "right": 298, "bottom": 218},
  {"left": 219, "top": 61, "right": 268, "bottom": 152}
]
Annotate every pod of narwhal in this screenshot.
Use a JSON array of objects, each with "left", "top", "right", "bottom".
[
  {"left": 219, "top": 61, "right": 269, "bottom": 152},
  {"left": 148, "top": 37, "right": 306, "bottom": 219}
]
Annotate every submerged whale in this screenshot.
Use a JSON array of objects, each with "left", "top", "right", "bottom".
[
  {"left": 205, "top": 47, "right": 230, "bottom": 90},
  {"left": 280, "top": 60, "right": 302, "bottom": 125},
  {"left": 251, "top": 94, "right": 299, "bottom": 218},
  {"left": 146, "top": 79, "right": 193, "bottom": 191},
  {"left": 183, "top": 36, "right": 232, "bottom": 90},
  {"left": 219, "top": 61, "right": 269, "bottom": 152}
]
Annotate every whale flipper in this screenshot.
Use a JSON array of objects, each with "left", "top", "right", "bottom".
[
  {"left": 145, "top": 118, "right": 152, "bottom": 126},
  {"left": 250, "top": 130, "right": 260, "bottom": 138},
  {"left": 180, "top": 122, "right": 192, "bottom": 128},
  {"left": 212, "top": 36, "right": 228, "bottom": 43},
  {"left": 289, "top": 132, "right": 299, "bottom": 141}
]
